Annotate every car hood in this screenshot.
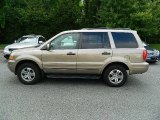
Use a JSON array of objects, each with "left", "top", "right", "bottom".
[
  {"left": 147, "top": 49, "right": 154, "bottom": 53},
  {"left": 7, "top": 43, "right": 39, "bottom": 49},
  {"left": 147, "top": 49, "right": 158, "bottom": 53},
  {"left": 12, "top": 47, "right": 40, "bottom": 54},
  {"left": 11, "top": 47, "right": 42, "bottom": 59}
]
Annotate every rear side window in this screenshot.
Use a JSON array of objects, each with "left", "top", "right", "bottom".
[
  {"left": 112, "top": 32, "right": 138, "bottom": 48},
  {"left": 81, "top": 32, "right": 110, "bottom": 49}
]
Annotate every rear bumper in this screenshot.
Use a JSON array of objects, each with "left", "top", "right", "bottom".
[{"left": 129, "top": 62, "right": 149, "bottom": 74}]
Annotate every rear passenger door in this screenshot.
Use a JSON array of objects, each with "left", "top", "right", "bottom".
[{"left": 77, "top": 32, "right": 112, "bottom": 74}]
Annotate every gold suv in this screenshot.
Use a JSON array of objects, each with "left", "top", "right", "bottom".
[{"left": 8, "top": 28, "right": 149, "bottom": 87}]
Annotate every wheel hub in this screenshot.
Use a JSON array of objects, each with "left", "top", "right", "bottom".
[
  {"left": 108, "top": 69, "right": 124, "bottom": 84},
  {"left": 21, "top": 67, "right": 35, "bottom": 82}
]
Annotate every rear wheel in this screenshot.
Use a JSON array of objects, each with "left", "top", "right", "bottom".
[
  {"left": 103, "top": 65, "right": 127, "bottom": 87},
  {"left": 17, "top": 63, "right": 41, "bottom": 85}
]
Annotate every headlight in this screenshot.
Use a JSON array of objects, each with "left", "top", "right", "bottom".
[
  {"left": 157, "top": 51, "right": 160, "bottom": 55},
  {"left": 154, "top": 50, "right": 159, "bottom": 55},
  {"left": 9, "top": 55, "right": 15, "bottom": 60}
]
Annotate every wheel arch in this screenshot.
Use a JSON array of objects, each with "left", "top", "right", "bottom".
[
  {"left": 102, "top": 62, "right": 129, "bottom": 75},
  {"left": 15, "top": 60, "right": 42, "bottom": 75}
]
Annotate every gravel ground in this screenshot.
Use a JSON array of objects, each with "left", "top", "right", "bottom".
[{"left": 0, "top": 52, "right": 160, "bottom": 120}]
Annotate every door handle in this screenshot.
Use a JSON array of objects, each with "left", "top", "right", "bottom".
[
  {"left": 67, "top": 52, "right": 76, "bottom": 55},
  {"left": 102, "top": 52, "right": 111, "bottom": 55}
]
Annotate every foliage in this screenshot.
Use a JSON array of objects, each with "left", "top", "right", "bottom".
[
  {"left": 98, "top": 0, "right": 160, "bottom": 40},
  {"left": 1, "top": 0, "right": 81, "bottom": 43},
  {"left": 150, "top": 44, "right": 160, "bottom": 51},
  {"left": 0, "top": 44, "right": 8, "bottom": 49},
  {"left": 0, "top": 0, "right": 160, "bottom": 43}
]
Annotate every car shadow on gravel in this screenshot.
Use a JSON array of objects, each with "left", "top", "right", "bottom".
[
  {"left": 5, "top": 73, "right": 147, "bottom": 90},
  {"left": 149, "top": 62, "right": 159, "bottom": 66},
  {"left": 41, "top": 78, "right": 104, "bottom": 86},
  {"left": 39, "top": 75, "right": 145, "bottom": 88}
]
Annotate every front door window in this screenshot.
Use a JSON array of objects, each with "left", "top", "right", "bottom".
[{"left": 50, "top": 33, "right": 80, "bottom": 50}]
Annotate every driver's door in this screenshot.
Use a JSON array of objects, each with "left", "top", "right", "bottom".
[{"left": 42, "top": 33, "right": 80, "bottom": 74}]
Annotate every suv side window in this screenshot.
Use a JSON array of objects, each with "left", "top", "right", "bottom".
[
  {"left": 50, "top": 33, "right": 80, "bottom": 50},
  {"left": 81, "top": 32, "right": 110, "bottom": 49},
  {"left": 112, "top": 32, "right": 138, "bottom": 48}
]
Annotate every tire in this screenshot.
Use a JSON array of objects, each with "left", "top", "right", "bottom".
[
  {"left": 103, "top": 65, "right": 127, "bottom": 87},
  {"left": 17, "top": 63, "right": 41, "bottom": 85}
]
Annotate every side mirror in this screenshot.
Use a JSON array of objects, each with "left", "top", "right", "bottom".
[
  {"left": 46, "top": 44, "right": 50, "bottom": 50},
  {"left": 39, "top": 41, "right": 44, "bottom": 44}
]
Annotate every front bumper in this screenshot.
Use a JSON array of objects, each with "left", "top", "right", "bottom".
[
  {"left": 146, "top": 56, "right": 159, "bottom": 62},
  {"left": 8, "top": 60, "right": 16, "bottom": 74},
  {"left": 129, "top": 62, "right": 149, "bottom": 74}
]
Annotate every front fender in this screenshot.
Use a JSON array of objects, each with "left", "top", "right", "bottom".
[{"left": 15, "top": 55, "right": 43, "bottom": 70}]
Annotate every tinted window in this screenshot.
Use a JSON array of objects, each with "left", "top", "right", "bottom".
[
  {"left": 81, "top": 32, "right": 110, "bottom": 49},
  {"left": 39, "top": 37, "right": 46, "bottom": 42},
  {"left": 50, "top": 33, "right": 80, "bottom": 50},
  {"left": 112, "top": 32, "right": 138, "bottom": 48}
]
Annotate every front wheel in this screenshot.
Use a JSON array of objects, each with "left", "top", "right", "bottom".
[
  {"left": 103, "top": 65, "right": 128, "bottom": 87},
  {"left": 17, "top": 63, "right": 41, "bottom": 85}
]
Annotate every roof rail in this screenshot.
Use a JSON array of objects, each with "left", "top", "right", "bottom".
[{"left": 81, "top": 28, "right": 131, "bottom": 30}]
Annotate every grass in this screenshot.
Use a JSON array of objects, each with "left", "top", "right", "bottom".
[
  {"left": 0, "top": 44, "right": 8, "bottom": 50},
  {"left": 150, "top": 44, "right": 160, "bottom": 51}
]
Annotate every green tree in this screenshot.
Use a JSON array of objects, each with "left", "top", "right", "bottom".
[
  {"left": 1, "top": 0, "right": 160, "bottom": 43},
  {"left": 0, "top": 0, "right": 5, "bottom": 29},
  {"left": 2, "top": 0, "right": 81, "bottom": 43},
  {"left": 80, "top": 0, "right": 101, "bottom": 27},
  {"left": 52, "top": 0, "right": 81, "bottom": 32},
  {"left": 98, "top": 0, "right": 137, "bottom": 27},
  {"left": 98, "top": 0, "right": 160, "bottom": 42}
]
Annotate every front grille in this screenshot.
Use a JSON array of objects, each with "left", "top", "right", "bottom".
[{"left": 148, "top": 53, "right": 154, "bottom": 56}]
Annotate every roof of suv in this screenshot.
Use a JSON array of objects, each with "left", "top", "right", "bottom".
[
  {"left": 61, "top": 28, "right": 136, "bottom": 34},
  {"left": 81, "top": 28, "right": 132, "bottom": 30}
]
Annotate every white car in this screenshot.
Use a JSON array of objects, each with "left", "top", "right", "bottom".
[{"left": 3, "top": 35, "right": 46, "bottom": 59}]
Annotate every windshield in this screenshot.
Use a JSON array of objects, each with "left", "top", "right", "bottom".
[{"left": 16, "top": 37, "right": 38, "bottom": 43}]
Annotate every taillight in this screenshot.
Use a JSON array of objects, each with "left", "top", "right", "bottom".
[{"left": 143, "top": 50, "right": 147, "bottom": 61}]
